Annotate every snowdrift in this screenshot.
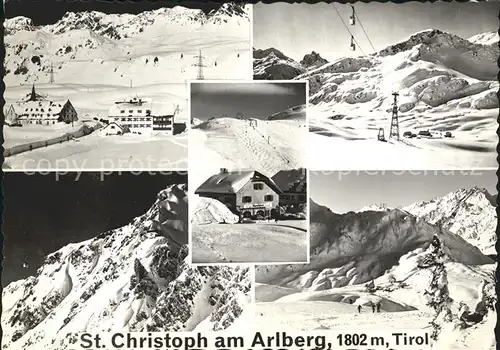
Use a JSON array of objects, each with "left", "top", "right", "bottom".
[
  {"left": 191, "top": 195, "right": 239, "bottom": 225},
  {"left": 1, "top": 184, "right": 251, "bottom": 349}
]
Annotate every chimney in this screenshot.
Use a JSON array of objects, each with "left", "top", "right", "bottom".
[{"left": 220, "top": 168, "right": 228, "bottom": 174}]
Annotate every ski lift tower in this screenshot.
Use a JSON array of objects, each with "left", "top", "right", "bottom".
[
  {"left": 193, "top": 50, "right": 206, "bottom": 80},
  {"left": 389, "top": 92, "right": 400, "bottom": 140}
]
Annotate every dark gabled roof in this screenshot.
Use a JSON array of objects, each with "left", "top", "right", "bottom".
[
  {"left": 271, "top": 168, "right": 307, "bottom": 193},
  {"left": 195, "top": 170, "right": 283, "bottom": 195}
]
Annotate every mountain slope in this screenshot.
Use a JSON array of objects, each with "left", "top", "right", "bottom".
[
  {"left": 4, "top": 4, "right": 251, "bottom": 86},
  {"left": 1, "top": 184, "right": 251, "bottom": 349},
  {"left": 404, "top": 187, "right": 497, "bottom": 255},
  {"left": 253, "top": 47, "right": 329, "bottom": 80},
  {"left": 256, "top": 199, "right": 493, "bottom": 291},
  {"left": 295, "top": 29, "right": 499, "bottom": 169},
  {"left": 253, "top": 48, "right": 305, "bottom": 80},
  {"left": 190, "top": 115, "right": 307, "bottom": 189}
]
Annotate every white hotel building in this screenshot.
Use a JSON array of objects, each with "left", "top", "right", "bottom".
[{"left": 108, "top": 97, "right": 176, "bottom": 135}]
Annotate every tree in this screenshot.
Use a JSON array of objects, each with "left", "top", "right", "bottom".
[{"left": 418, "top": 234, "right": 453, "bottom": 341}]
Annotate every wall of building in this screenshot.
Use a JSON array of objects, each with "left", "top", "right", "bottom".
[
  {"left": 279, "top": 192, "right": 307, "bottom": 206},
  {"left": 236, "top": 178, "right": 279, "bottom": 217}
]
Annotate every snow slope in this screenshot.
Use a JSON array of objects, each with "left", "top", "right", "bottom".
[
  {"left": 256, "top": 200, "right": 492, "bottom": 292},
  {"left": 190, "top": 113, "right": 307, "bottom": 188},
  {"left": 192, "top": 220, "right": 308, "bottom": 264},
  {"left": 2, "top": 184, "right": 252, "bottom": 349},
  {"left": 4, "top": 3, "right": 251, "bottom": 86},
  {"left": 468, "top": 31, "right": 499, "bottom": 46},
  {"left": 257, "top": 30, "right": 499, "bottom": 169},
  {"left": 254, "top": 191, "right": 496, "bottom": 348},
  {"left": 404, "top": 186, "right": 497, "bottom": 255}
]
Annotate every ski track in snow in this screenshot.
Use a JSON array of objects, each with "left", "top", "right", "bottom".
[
  {"left": 190, "top": 117, "right": 307, "bottom": 187},
  {"left": 192, "top": 220, "right": 308, "bottom": 264}
]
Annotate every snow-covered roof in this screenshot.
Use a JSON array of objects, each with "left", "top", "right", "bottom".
[
  {"left": 14, "top": 100, "right": 67, "bottom": 114},
  {"left": 109, "top": 99, "right": 175, "bottom": 116},
  {"left": 195, "top": 170, "right": 283, "bottom": 195},
  {"left": 271, "top": 168, "right": 307, "bottom": 193},
  {"left": 102, "top": 122, "right": 125, "bottom": 131}
]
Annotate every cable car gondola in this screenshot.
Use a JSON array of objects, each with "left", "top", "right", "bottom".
[{"left": 349, "top": 5, "right": 356, "bottom": 25}]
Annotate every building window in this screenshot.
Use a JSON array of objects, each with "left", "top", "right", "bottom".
[
  {"left": 146, "top": 118, "right": 151, "bottom": 122},
  {"left": 283, "top": 194, "right": 290, "bottom": 200},
  {"left": 128, "top": 110, "right": 133, "bottom": 113},
  {"left": 120, "top": 110, "right": 125, "bottom": 113},
  {"left": 138, "top": 110, "right": 142, "bottom": 113},
  {"left": 242, "top": 196, "right": 252, "bottom": 203},
  {"left": 298, "top": 195, "right": 305, "bottom": 201},
  {"left": 253, "top": 183, "right": 264, "bottom": 190},
  {"left": 265, "top": 195, "right": 274, "bottom": 202}
]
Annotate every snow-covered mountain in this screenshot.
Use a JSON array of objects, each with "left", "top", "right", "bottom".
[
  {"left": 253, "top": 48, "right": 306, "bottom": 80},
  {"left": 468, "top": 31, "right": 499, "bottom": 46},
  {"left": 404, "top": 187, "right": 497, "bottom": 255},
  {"left": 300, "top": 29, "right": 498, "bottom": 107},
  {"left": 257, "top": 197, "right": 493, "bottom": 291},
  {"left": 255, "top": 186, "right": 496, "bottom": 348},
  {"left": 1, "top": 184, "right": 252, "bottom": 349},
  {"left": 4, "top": 3, "right": 251, "bottom": 85},
  {"left": 291, "top": 29, "right": 499, "bottom": 169},
  {"left": 358, "top": 203, "right": 393, "bottom": 212},
  {"left": 253, "top": 48, "right": 330, "bottom": 80}
]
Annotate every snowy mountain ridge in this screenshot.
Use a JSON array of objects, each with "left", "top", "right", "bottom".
[
  {"left": 4, "top": 3, "right": 250, "bottom": 86},
  {"left": 5, "top": 3, "right": 250, "bottom": 38},
  {"left": 256, "top": 187, "right": 494, "bottom": 292},
  {"left": 1, "top": 184, "right": 251, "bottom": 350},
  {"left": 404, "top": 186, "right": 497, "bottom": 255}
]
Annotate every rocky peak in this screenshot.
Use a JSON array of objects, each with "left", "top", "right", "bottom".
[{"left": 300, "top": 51, "right": 328, "bottom": 68}]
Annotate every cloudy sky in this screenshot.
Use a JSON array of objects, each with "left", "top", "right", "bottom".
[
  {"left": 2, "top": 171, "right": 187, "bottom": 286},
  {"left": 5, "top": 0, "right": 219, "bottom": 25},
  {"left": 254, "top": 1, "right": 499, "bottom": 62},
  {"left": 190, "top": 82, "right": 307, "bottom": 121},
  {"left": 310, "top": 170, "right": 497, "bottom": 213}
]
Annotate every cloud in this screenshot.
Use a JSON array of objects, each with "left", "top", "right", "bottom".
[{"left": 191, "top": 82, "right": 303, "bottom": 96}]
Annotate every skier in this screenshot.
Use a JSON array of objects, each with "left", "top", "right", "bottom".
[
  {"left": 215, "top": 61, "right": 217, "bottom": 67},
  {"left": 181, "top": 53, "right": 184, "bottom": 59},
  {"left": 237, "top": 53, "right": 240, "bottom": 58},
  {"left": 145, "top": 58, "right": 149, "bottom": 65},
  {"left": 357, "top": 305, "right": 362, "bottom": 313},
  {"left": 349, "top": 299, "right": 354, "bottom": 304},
  {"left": 372, "top": 303, "right": 376, "bottom": 313},
  {"left": 154, "top": 56, "right": 159, "bottom": 66},
  {"left": 377, "top": 302, "right": 381, "bottom": 313}
]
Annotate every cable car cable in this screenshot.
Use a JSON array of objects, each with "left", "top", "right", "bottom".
[
  {"left": 353, "top": 8, "right": 377, "bottom": 53},
  {"left": 332, "top": 4, "right": 366, "bottom": 55}
]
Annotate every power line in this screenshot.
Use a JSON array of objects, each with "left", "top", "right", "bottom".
[
  {"left": 354, "top": 10, "right": 377, "bottom": 53},
  {"left": 332, "top": 4, "right": 366, "bottom": 56}
]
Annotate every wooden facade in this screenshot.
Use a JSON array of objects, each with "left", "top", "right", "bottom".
[{"left": 195, "top": 169, "right": 283, "bottom": 219}]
